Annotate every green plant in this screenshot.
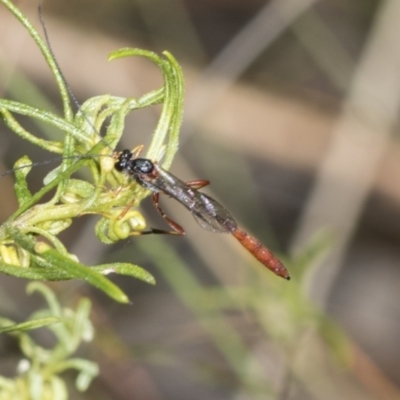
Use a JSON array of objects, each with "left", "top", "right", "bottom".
[
  {"left": 0, "top": 0, "right": 184, "bottom": 302},
  {"left": 0, "top": 283, "right": 98, "bottom": 400}
]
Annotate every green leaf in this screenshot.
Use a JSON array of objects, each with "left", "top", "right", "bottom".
[
  {"left": 0, "top": 317, "right": 60, "bottom": 334},
  {"left": 0, "top": 260, "right": 155, "bottom": 286},
  {"left": 92, "top": 262, "right": 156, "bottom": 285},
  {"left": 6, "top": 225, "right": 37, "bottom": 253},
  {"left": 0, "top": 0, "right": 73, "bottom": 120},
  {"left": 7, "top": 141, "right": 107, "bottom": 220},
  {"left": 53, "top": 359, "right": 99, "bottom": 391},
  {"left": 27, "top": 282, "right": 63, "bottom": 317},
  {"left": 0, "top": 261, "right": 73, "bottom": 280},
  {"left": 290, "top": 229, "right": 334, "bottom": 281},
  {"left": 318, "top": 314, "right": 353, "bottom": 367},
  {"left": 108, "top": 48, "right": 183, "bottom": 169},
  {"left": 13, "top": 156, "right": 33, "bottom": 205},
  {"left": 35, "top": 244, "right": 129, "bottom": 303}
]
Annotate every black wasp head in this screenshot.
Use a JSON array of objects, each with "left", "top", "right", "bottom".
[{"left": 114, "top": 149, "right": 134, "bottom": 172}]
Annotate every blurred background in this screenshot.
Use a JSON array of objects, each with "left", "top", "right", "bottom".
[{"left": 0, "top": 0, "right": 400, "bottom": 399}]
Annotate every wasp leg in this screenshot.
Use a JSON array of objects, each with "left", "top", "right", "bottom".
[
  {"left": 185, "top": 179, "right": 210, "bottom": 190},
  {"left": 146, "top": 180, "right": 210, "bottom": 234},
  {"left": 131, "top": 144, "right": 144, "bottom": 159},
  {"left": 150, "top": 192, "right": 185, "bottom": 235}
]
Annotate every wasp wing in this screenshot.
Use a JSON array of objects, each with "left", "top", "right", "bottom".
[{"left": 191, "top": 193, "right": 237, "bottom": 233}]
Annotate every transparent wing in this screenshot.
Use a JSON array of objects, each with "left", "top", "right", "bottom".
[
  {"left": 191, "top": 193, "right": 237, "bottom": 233},
  {"left": 152, "top": 167, "right": 238, "bottom": 233}
]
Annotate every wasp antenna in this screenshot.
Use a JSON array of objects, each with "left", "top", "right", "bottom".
[
  {"left": 37, "top": 1, "right": 114, "bottom": 153},
  {"left": 0, "top": 156, "right": 61, "bottom": 180},
  {"left": 0, "top": 165, "right": 29, "bottom": 180},
  {"left": 0, "top": 153, "right": 113, "bottom": 180},
  {"left": 38, "top": 1, "right": 77, "bottom": 108},
  {"left": 38, "top": 0, "right": 80, "bottom": 112}
]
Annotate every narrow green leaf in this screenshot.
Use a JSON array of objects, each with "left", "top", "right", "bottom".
[
  {"left": 0, "top": 261, "right": 74, "bottom": 280},
  {"left": 0, "top": 0, "right": 73, "bottom": 120},
  {"left": 13, "top": 156, "right": 33, "bottom": 205},
  {"left": 6, "top": 225, "right": 37, "bottom": 253},
  {"left": 92, "top": 263, "right": 155, "bottom": 285},
  {"left": 7, "top": 141, "right": 107, "bottom": 220},
  {"left": 36, "top": 245, "right": 129, "bottom": 303},
  {"left": 108, "top": 48, "right": 162, "bottom": 65},
  {"left": 0, "top": 317, "right": 60, "bottom": 334},
  {"left": 107, "top": 48, "right": 183, "bottom": 167},
  {"left": 51, "top": 359, "right": 99, "bottom": 392},
  {"left": 318, "top": 314, "right": 353, "bottom": 367}
]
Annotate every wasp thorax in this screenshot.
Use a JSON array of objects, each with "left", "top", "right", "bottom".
[{"left": 133, "top": 159, "right": 154, "bottom": 174}]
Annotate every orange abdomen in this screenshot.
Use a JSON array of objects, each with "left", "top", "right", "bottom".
[{"left": 232, "top": 228, "right": 290, "bottom": 280}]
